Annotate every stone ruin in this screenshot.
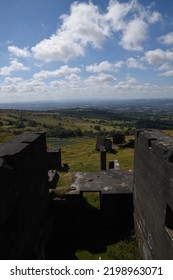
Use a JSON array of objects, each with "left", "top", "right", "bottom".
[
  {"left": 0, "top": 132, "right": 61, "bottom": 259},
  {"left": 1, "top": 130, "right": 173, "bottom": 259},
  {"left": 134, "top": 130, "right": 173, "bottom": 259}
]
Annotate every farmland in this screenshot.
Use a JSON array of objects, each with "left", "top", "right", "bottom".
[
  {"left": 1, "top": 104, "right": 173, "bottom": 193},
  {"left": 1, "top": 101, "right": 173, "bottom": 260}
]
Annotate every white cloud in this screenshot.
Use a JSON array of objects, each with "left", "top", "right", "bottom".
[
  {"left": 145, "top": 49, "right": 173, "bottom": 64},
  {"left": 33, "top": 65, "right": 81, "bottom": 80},
  {"left": 1, "top": 76, "right": 47, "bottom": 95},
  {"left": 0, "top": 59, "right": 30, "bottom": 76},
  {"left": 86, "top": 60, "right": 124, "bottom": 73},
  {"left": 60, "top": 2, "right": 110, "bottom": 48},
  {"left": 32, "top": 2, "right": 109, "bottom": 62},
  {"left": 31, "top": 33, "right": 85, "bottom": 63},
  {"left": 157, "top": 62, "right": 172, "bottom": 71},
  {"left": 2, "top": 76, "right": 23, "bottom": 85},
  {"left": 120, "top": 18, "right": 148, "bottom": 51},
  {"left": 1, "top": 73, "right": 173, "bottom": 102},
  {"left": 158, "top": 32, "right": 173, "bottom": 45},
  {"left": 31, "top": 0, "right": 161, "bottom": 62},
  {"left": 148, "top": 11, "right": 162, "bottom": 24},
  {"left": 159, "top": 70, "right": 173, "bottom": 77},
  {"left": 66, "top": 73, "right": 81, "bottom": 82},
  {"left": 106, "top": 0, "right": 133, "bottom": 31},
  {"left": 107, "top": 0, "right": 161, "bottom": 51},
  {"left": 126, "top": 57, "right": 146, "bottom": 69},
  {"left": 8, "top": 45, "right": 31, "bottom": 58},
  {"left": 115, "top": 75, "right": 137, "bottom": 88},
  {"left": 85, "top": 73, "right": 116, "bottom": 84},
  {"left": 126, "top": 74, "right": 137, "bottom": 84}
]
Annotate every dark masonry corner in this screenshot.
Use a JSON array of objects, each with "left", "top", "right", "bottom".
[{"left": 1, "top": 130, "right": 173, "bottom": 259}]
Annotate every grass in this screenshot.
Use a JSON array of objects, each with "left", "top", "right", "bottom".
[
  {"left": 0, "top": 110, "right": 138, "bottom": 260},
  {"left": 115, "top": 148, "right": 134, "bottom": 170},
  {"left": 47, "top": 136, "right": 134, "bottom": 193},
  {"left": 47, "top": 137, "right": 76, "bottom": 149},
  {"left": 163, "top": 130, "right": 173, "bottom": 137},
  {"left": 60, "top": 137, "right": 100, "bottom": 172},
  {"left": 76, "top": 236, "right": 140, "bottom": 260},
  {"left": 0, "top": 132, "right": 15, "bottom": 143},
  {"left": 48, "top": 136, "right": 134, "bottom": 172},
  {"left": 54, "top": 172, "right": 72, "bottom": 195},
  {"left": 27, "top": 112, "right": 125, "bottom": 133},
  {"left": 83, "top": 192, "right": 100, "bottom": 209}
]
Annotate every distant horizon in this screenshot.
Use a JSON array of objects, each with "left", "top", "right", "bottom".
[
  {"left": 1, "top": 96, "right": 173, "bottom": 104},
  {"left": 1, "top": 97, "right": 173, "bottom": 110},
  {"left": 0, "top": 97, "right": 173, "bottom": 105}
]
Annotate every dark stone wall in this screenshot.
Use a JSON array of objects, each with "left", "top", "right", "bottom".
[
  {"left": 96, "top": 136, "right": 105, "bottom": 151},
  {"left": 100, "top": 151, "right": 106, "bottom": 170},
  {"left": 0, "top": 131, "right": 134, "bottom": 260},
  {"left": 47, "top": 191, "right": 133, "bottom": 259},
  {"left": 134, "top": 130, "right": 173, "bottom": 259},
  {"left": 0, "top": 132, "right": 49, "bottom": 259},
  {"left": 113, "top": 134, "right": 125, "bottom": 145},
  {"left": 47, "top": 150, "right": 61, "bottom": 170},
  {"left": 101, "top": 193, "right": 134, "bottom": 233}
]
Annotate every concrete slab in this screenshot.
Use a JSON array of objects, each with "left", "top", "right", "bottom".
[{"left": 68, "top": 169, "right": 133, "bottom": 194}]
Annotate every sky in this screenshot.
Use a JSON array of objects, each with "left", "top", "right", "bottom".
[{"left": 0, "top": 0, "right": 173, "bottom": 103}]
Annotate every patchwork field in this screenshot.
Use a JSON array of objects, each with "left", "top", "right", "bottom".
[{"left": 1, "top": 106, "right": 172, "bottom": 260}]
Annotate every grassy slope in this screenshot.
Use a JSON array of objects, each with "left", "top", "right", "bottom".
[
  {"left": 0, "top": 110, "right": 137, "bottom": 259},
  {"left": 49, "top": 137, "right": 134, "bottom": 172},
  {"left": 50, "top": 136, "right": 134, "bottom": 195}
]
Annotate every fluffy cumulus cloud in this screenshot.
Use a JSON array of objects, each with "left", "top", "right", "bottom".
[
  {"left": 32, "top": 2, "right": 109, "bottom": 62},
  {"left": 0, "top": 71, "right": 172, "bottom": 102},
  {"left": 86, "top": 58, "right": 147, "bottom": 73},
  {"left": 106, "top": 0, "right": 133, "bottom": 31},
  {"left": 116, "top": 1, "right": 161, "bottom": 51},
  {"left": 159, "top": 70, "right": 173, "bottom": 77},
  {"left": 158, "top": 32, "right": 173, "bottom": 45},
  {"left": 33, "top": 65, "right": 81, "bottom": 80},
  {"left": 143, "top": 49, "right": 173, "bottom": 77},
  {"left": 0, "top": 0, "right": 171, "bottom": 102},
  {"left": 145, "top": 49, "right": 173, "bottom": 64},
  {"left": 85, "top": 73, "right": 117, "bottom": 84},
  {"left": 114, "top": 74, "right": 137, "bottom": 90},
  {"left": 148, "top": 11, "right": 162, "bottom": 24},
  {"left": 86, "top": 60, "right": 124, "bottom": 73},
  {"left": 119, "top": 19, "right": 148, "bottom": 51},
  {"left": 31, "top": 0, "right": 161, "bottom": 62},
  {"left": 126, "top": 57, "right": 146, "bottom": 69},
  {"left": 31, "top": 33, "right": 85, "bottom": 63},
  {"left": 66, "top": 73, "right": 81, "bottom": 82},
  {"left": 157, "top": 63, "right": 172, "bottom": 72},
  {"left": 0, "top": 76, "right": 48, "bottom": 100},
  {"left": 0, "top": 59, "right": 30, "bottom": 76},
  {"left": 8, "top": 46, "right": 31, "bottom": 58}
]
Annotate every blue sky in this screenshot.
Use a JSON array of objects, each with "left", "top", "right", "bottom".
[{"left": 0, "top": 0, "right": 173, "bottom": 103}]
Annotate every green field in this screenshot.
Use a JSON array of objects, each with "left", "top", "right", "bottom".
[
  {"left": 0, "top": 107, "right": 157, "bottom": 260},
  {"left": 48, "top": 137, "right": 134, "bottom": 172},
  {"left": 76, "top": 238, "right": 140, "bottom": 260},
  {"left": 49, "top": 136, "right": 134, "bottom": 199}
]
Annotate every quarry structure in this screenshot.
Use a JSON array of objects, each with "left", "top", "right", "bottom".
[
  {"left": 0, "top": 133, "right": 49, "bottom": 259},
  {"left": 0, "top": 129, "right": 173, "bottom": 259},
  {"left": 134, "top": 130, "right": 173, "bottom": 259},
  {"left": 0, "top": 132, "right": 60, "bottom": 259}
]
